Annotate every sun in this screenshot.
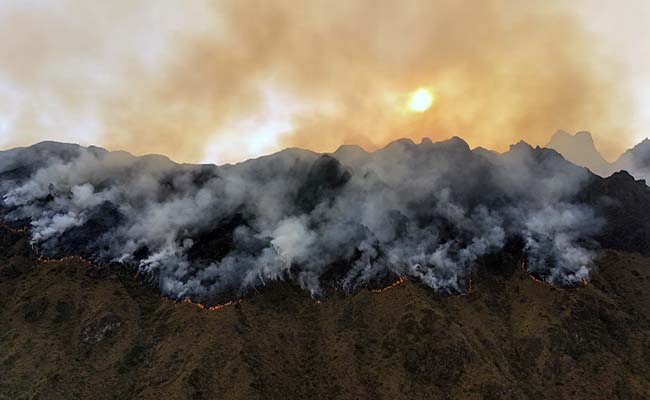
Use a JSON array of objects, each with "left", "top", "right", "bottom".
[{"left": 408, "top": 87, "right": 434, "bottom": 112}]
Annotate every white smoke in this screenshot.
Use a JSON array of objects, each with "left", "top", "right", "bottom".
[
  {"left": 517, "top": 204, "right": 602, "bottom": 284},
  {"left": 0, "top": 138, "right": 604, "bottom": 301},
  {"left": 31, "top": 211, "right": 85, "bottom": 243}
]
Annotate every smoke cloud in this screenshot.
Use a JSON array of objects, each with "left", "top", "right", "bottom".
[
  {"left": 0, "top": 0, "right": 637, "bottom": 163},
  {"left": 0, "top": 138, "right": 604, "bottom": 302}
]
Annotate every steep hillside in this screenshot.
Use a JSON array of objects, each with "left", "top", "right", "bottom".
[{"left": 1, "top": 225, "right": 649, "bottom": 400}]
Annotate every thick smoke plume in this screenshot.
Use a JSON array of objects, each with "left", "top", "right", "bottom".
[
  {"left": 0, "top": 0, "right": 636, "bottom": 163},
  {"left": 0, "top": 138, "right": 603, "bottom": 302}
]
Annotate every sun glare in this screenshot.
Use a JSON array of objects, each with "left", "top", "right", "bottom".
[{"left": 408, "top": 88, "right": 434, "bottom": 112}]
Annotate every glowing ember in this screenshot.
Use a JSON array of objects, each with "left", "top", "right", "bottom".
[
  {"left": 37, "top": 255, "right": 91, "bottom": 265},
  {"left": 175, "top": 296, "right": 241, "bottom": 312},
  {"left": 370, "top": 276, "right": 407, "bottom": 293},
  {"left": 0, "top": 221, "right": 28, "bottom": 233},
  {"left": 521, "top": 261, "right": 546, "bottom": 284}
]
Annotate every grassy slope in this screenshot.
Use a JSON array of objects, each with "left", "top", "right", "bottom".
[{"left": 0, "top": 226, "right": 649, "bottom": 400}]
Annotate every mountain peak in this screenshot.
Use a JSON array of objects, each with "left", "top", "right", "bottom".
[
  {"left": 334, "top": 144, "right": 366, "bottom": 153},
  {"left": 546, "top": 130, "right": 610, "bottom": 176},
  {"left": 551, "top": 129, "right": 594, "bottom": 143},
  {"left": 509, "top": 140, "right": 534, "bottom": 152},
  {"left": 610, "top": 137, "right": 650, "bottom": 184},
  {"left": 382, "top": 138, "right": 416, "bottom": 151},
  {"left": 446, "top": 135, "right": 470, "bottom": 148},
  {"left": 574, "top": 130, "right": 595, "bottom": 143},
  {"left": 632, "top": 137, "right": 650, "bottom": 149},
  {"left": 610, "top": 170, "right": 636, "bottom": 181},
  {"left": 550, "top": 129, "right": 571, "bottom": 140},
  {"left": 422, "top": 136, "right": 471, "bottom": 153},
  {"left": 331, "top": 144, "right": 372, "bottom": 169}
]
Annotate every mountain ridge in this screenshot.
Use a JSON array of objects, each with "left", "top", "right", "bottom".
[
  {"left": 547, "top": 130, "right": 650, "bottom": 182},
  {"left": 546, "top": 130, "right": 611, "bottom": 176},
  {"left": 1, "top": 138, "right": 649, "bottom": 399},
  {"left": 1, "top": 137, "right": 649, "bottom": 305}
]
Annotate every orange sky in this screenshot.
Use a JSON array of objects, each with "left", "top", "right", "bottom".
[{"left": 1, "top": 0, "right": 649, "bottom": 164}]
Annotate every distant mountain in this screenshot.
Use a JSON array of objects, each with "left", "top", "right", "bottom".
[
  {"left": 545, "top": 130, "right": 650, "bottom": 184},
  {"left": 611, "top": 138, "right": 650, "bottom": 184},
  {"left": 546, "top": 130, "right": 611, "bottom": 176}
]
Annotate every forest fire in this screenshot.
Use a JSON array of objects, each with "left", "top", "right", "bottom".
[
  {"left": 0, "top": 221, "right": 92, "bottom": 267},
  {"left": 4, "top": 212, "right": 592, "bottom": 317},
  {"left": 32, "top": 248, "right": 244, "bottom": 313},
  {"left": 521, "top": 261, "right": 547, "bottom": 284},
  {"left": 0, "top": 221, "right": 28, "bottom": 234},
  {"left": 369, "top": 276, "right": 407, "bottom": 293},
  {"left": 0, "top": 135, "right": 608, "bottom": 301},
  {"left": 163, "top": 275, "right": 412, "bottom": 312},
  {"left": 36, "top": 255, "right": 91, "bottom": 265},
  {"left": 161, "top": 296, "right": 244, "bottom": 312},
  {"left": 520, "top": 261, "right": 590, "bottom": 288},
  {"left": 450, "top": 277, "right": 476, "bottom": 297}
]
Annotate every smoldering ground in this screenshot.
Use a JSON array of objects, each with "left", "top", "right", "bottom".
[{"left": 0, "top": 138, "right": 604, "bottom": 302}]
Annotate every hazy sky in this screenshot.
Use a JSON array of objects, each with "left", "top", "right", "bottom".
[{"left": 0, "top": 0, "right": 648, "bottom": 164}]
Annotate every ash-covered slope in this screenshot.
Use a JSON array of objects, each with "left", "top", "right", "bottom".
[
  {"left": 0, "top": 137, "right": 647, "bottom": 304},
  {"left": 1, "top": 225, "right": 649, "bottom": 400}
]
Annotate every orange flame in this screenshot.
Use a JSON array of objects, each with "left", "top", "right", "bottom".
[
  {"left": 165, "top": 296, "right": 243, "bottom": 312},
  {"left": 0, "top": 221, "right": 28, "bottom": 233},
  {"left": 520, "top": 260, "right": 590, "bottom": 289},
  {"left": 36, "top": 254, "right": 91, "bottom": 265},
  {"left": 521, "top": 261, "right": 546, "bottom": 284},
  {"left": 369, "top": 276, "right": 407, "bottom": 293}
]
